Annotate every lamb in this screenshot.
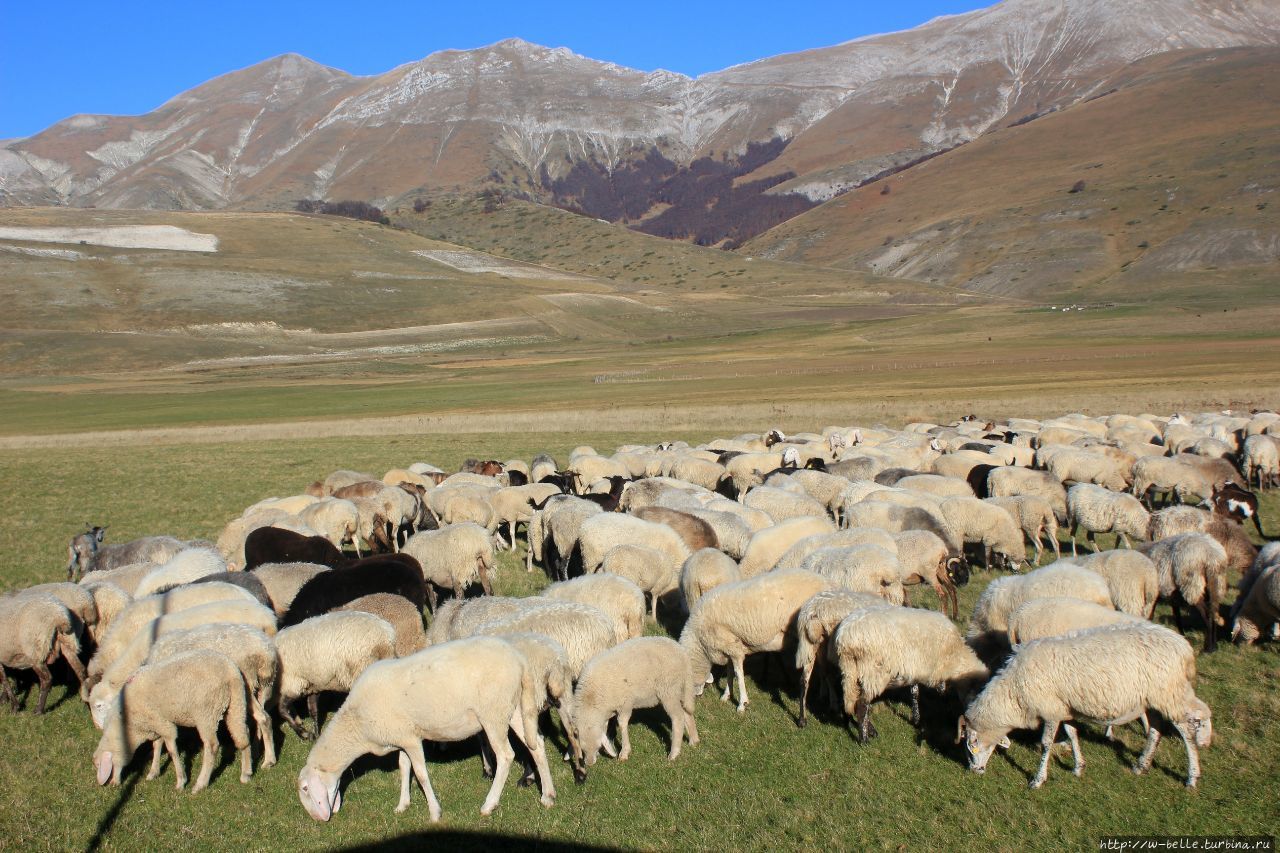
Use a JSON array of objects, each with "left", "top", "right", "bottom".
[
  {"left": 1006, "top": 598, "right": 1147, "bottom": 645},
  {"left": 496, "top": 632, "right": 585, "bottom": 785},
  {"left": 244, "top": 528, "right": 346, "bottom": 572},
  {"left": 794, "top": 589, "right": 889, "bottom": 727},
  {"left": 297, "top": 637, "right": 554, "bottom": 822},
  {"left": 1143, "top": 533, "right": 1229, "bottom": 653},
  {"left": 576, "top": 513, "right": 692, "bottom": 576},
  {"left": 470, "top": 599, "right": 616, "bottom": 678},
  {"left": 742, "top": 486, "right": 829, "bottom": 524},
  {"left": 1066, "top": 483, "right": 1151, "bottom": 555},
  {"left": 249, "top": 562, "right": 330, "bottom": 617},
  {"left": 544, "top": 574, "right": 646, "bottom": 644},
  {"left": 93, "top": 649, "right": 254, "bottom": 792},
  {"left": 275, "top": 610, "right": 397, "bottom": 738},
  {"left": 89, "top": 623, "right": 279, "bottom": 768},
  {"left": 338, "top": 593, "right": 427, "bottom": 657},
  {"left": 832, "top": 606, "right": 989, "bottom": 743},
  {"left": 491, "top": 484, "right": 562, "bottom": 551},
  {"left": 401, "top": 523, "right": 495, "bottom": 612},
  {"left": 967, "top": 563, "right": 1113, "bottom": 652},
  {"left": 631, "top": 507, "right": 719, "bottom": 553},
  {"left": 0, "top": 594, "right": 86, "bottom": 713},
  {"left": 281, "top": 554, "right": 426, "bottom": 627},
  {"left": 1229, "top": 564, "right": 1280, "bottom": 645},
  {"left": 598, "top": 545, "right": 679, "bottom": 620},
  {"left": 131, "top": 548, "right": 229, "bottom": 599},
  {"left": 938, "top": 497, "right": 1026, "bottom": 570},
  {"left": 958, "top": 623, "right": 1212, "bottom": 788},
  {"left": 680, "top": 569, "right": 832, "bottom": 713},
  {"left": 892, "top": 530, "right": 968, "bottom": 618},
  {"left": 66, "top": 531, "right": 186, "bottom": 582},
  {"left": 984, "top": 495, "right": 1061, "bottom": 563},
  {"left": 1066, "top": 549, "right": 1161, "bottom": 618},
  {"left": 679, "top": 549, "right": 741, "bottom": 614},
  {"left": 799, "top": 545, "right": 906, "bottom": 604},
  {"left": 573, "top": 637, "right": 699, "bottom": 770},
  {"left": 738, "top": 515, "right": 836, "bottom": 578}
]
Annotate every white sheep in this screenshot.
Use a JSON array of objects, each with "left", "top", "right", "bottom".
[
  {"left": 841, "top": 501, "right": 960, "bottom": 551},
  {"left": 1046, "top": 449, "right": 1130, "bottom": 493},
  {"left": 832, "top": 606, "right": 988, "bottom": 743},
  {"left": 544, "top": 573, "right": 646, "bottom": 643},
  {"left": 598, "top": 544, "right": 679, "bottom": 620},
  {"left": 680, "top": 569, "right": 832, "bottom": 713},
  {"left": 298, "top": 499, "right": 360, "bottom": 552},
  {"left": 738, "top": 515, "right": 836, "bottom": 578},
  {"left": 896, "top": 474, "right": 975, "bottom": 499},
  {"left": 93, "top": 649, "right": 254, "bottom": 792},
  {"left": 297, "top": 637, "right": 554, "bottom": 822},
  {"left": 470, "top": 599, "right": 617, "bottom": 679},
  {"left": 986, "top": 466, "right": 1067, "bottom": 517},
  {"left": 967, "top": 563, "right": 1113, "bottom": 651},
  {"left": 573, "top": 637, "right": 699, "bottom": 769},
  {"left": 742, "top": 486, "right": 829, "bottom": 524},
  {"left": 773, "top": 527, "right": 898, "bottom": 572},
  {"left": 1144, "top": 533, "right": 1229, "bottom": 653},
  {"left": 1006, "top": 597, "right": 1147, "bottom": 645},
  {"left": 1066, "top": 549, "right": 1161, "bottom": 618},
  {"left": 402, "top": 523, "right": 495, "bottom": 611},
  {"left": 426, "top": 596, "right": 536, "bottom": 646},
  {"left": 275, "top": 610, "right": 397, "bottom": 738},
  {"left": 528, "top": 497, "right": 602, "bottom": 580},
  {"left": 1230, "top": 564, "right": 1280, "bottom": 645},
  {"left": 679, "top": 548, "right": 741, "bottom": 614},
  {"left": 984, "top": 495, "right": 1061, "bottom": 563},
  {"left": 249, "top": 562, "right": 330, "bottom": 617},
  {"left": 0, "top": 594, "right": 86, "bottom": 713},
  {"left": 1066, "top": 483, "right": 1150, "bottom": 555},
  {"left": 495, "top": 632, "right": 585, "bottom": 785},
  {"left": 81, "top": 580, "right": 130, "bottom": 644},
  {"left": 77, "top": 562, "right": 156, "bottom": 597},
  {"left": 959, "top": 623, "right": 1212, "bottom": 788},
  {"left": 799, "top": 544, "right": 906, "bottom": 604},
  {"left": 1241, "top": 434, "right": 1280, "bottom": 489},
  {"left": 13, "top": 582, "right": 98, "bottom": 640},
  {"left": 681, "top": 508, "right": 753, "bottom": 560},
  {"left": 576, "top": 514, "right": 691, "bottom": 576},
  {"left": 133, "top": 547, "right": 229, "bottom": 598},
  {"left": 491, "top": 484, "right": 562, "bottom": 551},
  {"left": 1131, "top": 456, "right": 1213, "bottom": 506},
  {"left": 938, "top": 496, "right": 1026, "bottom": 570},
  {"left": 794, "top": 589, "right": 889, "bottom": 727}
]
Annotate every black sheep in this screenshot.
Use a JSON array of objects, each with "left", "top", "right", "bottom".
[
  {"left": 244, "top": 527, "right": 345, "bottom": 571},
  {"left": 280, "top": 553, "right": 426, "bottom": 627}
]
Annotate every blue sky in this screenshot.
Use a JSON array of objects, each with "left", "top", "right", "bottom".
[{"left": 0, "top": 1, "right": 989, "bottom": 140}]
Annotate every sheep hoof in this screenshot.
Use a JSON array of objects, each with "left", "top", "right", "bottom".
[
  {"left": 394, "top": 803, "right": 409, "bottom": 814},
  {"left": 797, "top": 716, "right": 807, "bottom": 729},
  {"left": 573, "top": 769, "right": 587, "bottom": 785},
  {"left": 1132, "top": 764, "right": 1147, "bottom": 776},
  {"left": 1028, "top": 777, "right": 1045, "bottom": 790},
  {"left": 516, "top": 774, "right": 534, "bottom": 788},
  {"left": 480, "top": 804, "right": 497, "bottom": 817},
  {"left": 540, "top": 795, "right": 555, "bottom": 808}
]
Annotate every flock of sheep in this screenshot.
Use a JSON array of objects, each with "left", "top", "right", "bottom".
[{"left": 2, "top": 408, "right": 1279, "bottom": 823}]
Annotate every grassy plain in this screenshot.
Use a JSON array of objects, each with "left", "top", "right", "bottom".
[{"left": 0, "top": 432, "right": 1277, "bottom": 851}]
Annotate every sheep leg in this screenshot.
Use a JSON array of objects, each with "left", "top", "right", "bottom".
[
  {"left": 663, "top": 698, "right": 685, "bottom": 761},
  {"left": 1172, "top": 721, "right": 1203, "bottom": 788},
  {"left": 226, "top": 688, "right": 253, "bottom": 784},
  {"left": 1070, "top": 523, "right": 1079, "bottom": 556},
  {"left": 616, "top": 709, "right": 634, "bottom": 760},
  {"left": 1062, "top": 723, "right": 1084, "bottom": 777},
  {"left": 477, "top": 558, "right": 493, "bottom": 596},
  {"left": 164, "top": 736, "right": 186, "bottom": 790},
  {"left": 1171, "top": 601, "right": 1185, "bottom": 635},
  {"left": 57, "top": 633, "right": 87, "bottom": 700},
  {"left": 32, "top": 661, "right": 53, "bottom": 715},
  {"left": 403, "top": 740, "right": 442, "bottom": 821},
  {"left": 396, "top": 751, "right": 413, "bottom": 812},
  {"left": 732, "top": 655, "right": 749, "bottom": 713},
  {"left": 425, "top": 584, "right": 439, "bottom": 614},
  {"left": 146, "top": 739, "right": 165, "bottom": 780},
  {"left": 1133, "top": 726, "right": 1161, "bottom": 775},
  {"left": 252, "top": 691, "right": 277, "bottom": 768},
  {"left": 307, "top": 693, "right": 322, "bottom": 737},
  {"left": 1085, "top": 530, "right": 1097, "bottom": 554},
  {"left": 856, "top": 698, "right": 875, "bottom": 744},
  {"left": 1030, "top": 720, "right": 1059, "bottom": 789},
  {"left": 983, "top": 543, "right": 993, "bottom": 571},
  {"left": 909, "top": 684, "right": 921, "bottom": 727},
  {"left": 0, "top": 666, "right": 17, "bottom": 711},
  {"left": 1031, "top": 531, "right": 1043, "bottom": 564},
  {"left": 1198, "top": 600, "right": 1217, "bottom": 654},
  {"left": 279, "top": 697, "right": 311, "bottom": 740},
  {"left": 598, "top": 731, "right": 618, "bottom": 759},
  {"left": 478, "top": 717, "right": 515, "bottom": 816},
  {"left": 798, "top": 659, "right": 815, "bottom": 728},
  {"left": 192, "top": 722, "right": 219, "bottom": 793},
  {"left": 510, "top": 706, "right": 555, "bottom": 806}
]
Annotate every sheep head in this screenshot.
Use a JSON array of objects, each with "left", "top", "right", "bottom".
[{"left": 298, "top": 766, "right": 343, "bottom": 821}]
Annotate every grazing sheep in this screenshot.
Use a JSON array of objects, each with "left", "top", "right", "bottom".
[
  {"left": 426, "top": 596, "right": 536, "bottom": 646},
  {"left": 576, "top": 514, "right": 692, "bottom": 577},
  {"left": 574, "top": 637, "right": 699, "bottom": 769},
  {"left": 743, "top": 486, "right": 829, "bottom": 524},
  {"left": 1067, "top": 549, "right": 1161, "bottom": 618},
  {"left": 680, "top": 569, "right": 832, "bottom": 713},
  {"left": 938, "top": 497, "right": 1026, "bottom": 570},
  {"left": 599, "top": 545, "right": 679, "bottom": 620},
  {"left": 297, "top": 637, "right": 554, "bottom": 822},
  {"left": 93, "top": 649, "right": 254, "bottom": 792},
  {"left": 631, "top": 507, "right": 719, "bottom": 553},
  {"left": 1144, "top": 533, "right": 1229, "bottom": 653},
  {"left": 13, "top": 582, "right": 97, "bottom": 640},
  {"left": 794, "top": 589, "right": 889, "bottom": 727},
  {"left": 1131, "top": 456, "right": 1214, "bottom": 507},
  {"left": 338, "top": 593, "right": 427, "bottom": 657},
  {"left": 132, "top": 548, "right": 229, "bottom": 599},
  {"left": 679, "top": 549, "right": 741, "bottom": 614},
  {"left": 281, "top": 554, "right": 426, "bottom": 627},
  {"left": 772, "top": 469, "right": 852, "bottom": 517},
  {"left": 984, "top": 495, "right": 1061, "bottom": 563},
  {"left": 322, "top": 470, "right": 378, "bottom": 494},
  {"left": 244, "top": 528, "right": 346, "bottom": 572},
  {"left": 402, "top": 523, "right": 495, "bottom": 612},
  {"left": 896, "top": 474, "right": 975, "bottom": 499},
  {"left": 1241, "top": 434, "right": 1280, "bottom": 490},
  {"left": 681, "top": 509, "right": 753, "bottom": 560},
  {"left": 666, "top": 456, "right": 729, "bottom": 493},
  {"left": 276, "top": 611, "right": 397, "bottom": 738},
  {"left": 799, "top": 545, "right": 906, "bottom": 604},
  {"left": 491, "top": 484, "right": 562, "bottom": 551},
  {"left": 967, "top": 564, "right": 1113, "bottom": 652},
  {"left": 81, "top": 580, "right": 130, "bottom": 644},
  {"left": 1006, "top": 598, "right": 1147, "bottom": 645},
  {"left": 0, "top": 594, "right": 86, "bottom": 713},
  {"left": 496, "top": 632, "right": 585, "bottom": 785},
  {"left": 738, "top": 515, "right": 837, "bottom": 578},
  {"left": 89, "top": 623, "right": 278, "bottom": 768},
  {"left": 1148, "top": 506, "right": 1257, "bottom": 575},
  {"left": 544, "top": 574, "right": 646, "bottom": 644},
  {"left": 531, "top": 496, "right": 602, "bottom": 580},
  {"left": 1230, "top": 565, "right": 1280, "bottom": 645},
  {"left": 1066, "top": 484, "right": 1151, "bottom": 555},
  {"left": 67, "top": 531, "right": 186, "bottom": 582},
  {"left": 958, "top": 623, "right": 1212, "bottom": 788},
  {"left": 298, "top": 499, "right": 361, "bottom": 553},
  {"left": 841, "top": 502, "right": 960, "bottom": 551},
  {"left": 1046, "top": 450, "right": 1130, "bottom": 493},
  {"left": 892, "top": 530, "right": 968, "bottom": 618},
  {"left": 833, "top": 607, "right": 988, "bottom": 743},
  {"left": 249, "top": 562, "right": 330, "bottom": 617},
  {"left": 774, "top": 528, "right": 898, "bottom": 572},
  {"left": 471, "top": 599, "right": 616, "bottom": 679}
]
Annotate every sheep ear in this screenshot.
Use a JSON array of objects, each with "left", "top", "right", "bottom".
[
  {"left": 955, "top": 715, "right": 968, "bottom": 744},
  {"left": 998, "top": 736, "right": 1011, "bottom": 750}
]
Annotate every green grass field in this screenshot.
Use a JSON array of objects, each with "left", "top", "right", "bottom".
[{"left": 0, "top": 431, "right": 1277, "bottom": 851}]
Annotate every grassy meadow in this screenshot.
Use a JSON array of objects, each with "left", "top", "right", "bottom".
[{"left": 0, "top": 431, "right": 1277, "bottom": 851}]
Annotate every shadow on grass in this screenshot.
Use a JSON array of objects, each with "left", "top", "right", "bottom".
[{"left": 342, "top": 832, "right": 622, "bottom": 852}]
